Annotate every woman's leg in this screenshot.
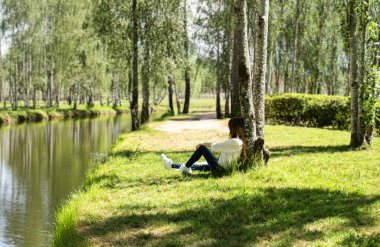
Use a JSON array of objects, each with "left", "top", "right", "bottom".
[
  {"left": 185, "top": 145, "right": 219, "bottom": 172},
  {"left": 171, "top": 163, "right": 210, "bottom": 171}
]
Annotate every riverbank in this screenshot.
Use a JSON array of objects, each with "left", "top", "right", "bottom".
[
  {"left": 0, "top": 98, "right": 219, "bottom": 128},
  {"left": 53, "top": 112, "right": 380, "bottom": 246},
  {"left": 0, "top": 105, "right": 129, "bottom": 127}
]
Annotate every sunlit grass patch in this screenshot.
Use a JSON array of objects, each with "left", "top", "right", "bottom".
[{"left": 53, "top": 114, "right": 380, "bottom": 246}]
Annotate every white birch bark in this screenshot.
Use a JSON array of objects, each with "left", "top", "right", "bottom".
[
  {"left": 349, "top": 0, "right": 360, "bottom": 147},
  {"left": 131, "top": 0, "right": 140, "bottom": 131},
  {"left": 234, "top": 0, "right": 256, "bottom": 165},
  {"left": 253, "top": 0, "right": 269, "bottom": 139}
]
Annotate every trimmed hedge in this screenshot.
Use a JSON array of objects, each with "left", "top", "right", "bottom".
[{"left": 266, "top": 94, "right": 363, "bottom": 130}]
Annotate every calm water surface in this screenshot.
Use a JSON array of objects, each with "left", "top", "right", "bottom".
[{"left": 0, "top": 115, "right": 132, "bottom": 246}]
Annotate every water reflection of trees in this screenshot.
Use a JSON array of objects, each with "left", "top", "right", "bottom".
[{"left": 0, "top": 115, "right": 130, "bottom": 246}]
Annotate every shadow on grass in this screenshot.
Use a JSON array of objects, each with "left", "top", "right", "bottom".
[
  {"left": 113, "top": 144, "right": 354, "bottom": 163},
  {"left": 112, "top": 149, "right": 194, "bottom": 159},
  {"left": 169, "top": 116, "right": 200, "bottom": 121},
  {"left": 341, "top": 232, "right": 380, "bottom": 246},
  {"left": 110, "top": 172, "right": 214, "bottom": 190},
  {"left": 270, "top": 145, "right": 353, "bottom": 158},
  {"left": 84, "top": 173, "right": 121, "bottom": 189},
  {"left": 76, "top": 187, "right": 380, "bottom": 246}
]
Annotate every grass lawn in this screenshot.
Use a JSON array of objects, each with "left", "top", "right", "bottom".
[{"left": 53, "top": 115, "right": 380, "bottom": 246}]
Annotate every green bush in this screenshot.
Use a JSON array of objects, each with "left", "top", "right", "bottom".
[
  {"left": 8, "top": 110, "right": 28, "bottom": 122},
  {"left": 266, "top": 94, "right": 351, "bottom": 129},
  {"left": 0, "top": 113, "right": 7, "bottom": 125},
  {"left": 27, "top": 110, "right": 49, "bottom": 121}
]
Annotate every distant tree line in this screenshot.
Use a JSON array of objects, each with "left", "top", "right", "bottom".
[{"left": 0, "top": 0, "right": 196, "bottom": 130}]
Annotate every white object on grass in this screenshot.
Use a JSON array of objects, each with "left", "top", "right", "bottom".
[{"left": 161, "top": 153, "right": 173, "bottom": 170}]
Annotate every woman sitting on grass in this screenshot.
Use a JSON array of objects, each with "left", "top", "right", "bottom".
[{"left": 161, "top": 117, "right": 247, "bottom": 175}]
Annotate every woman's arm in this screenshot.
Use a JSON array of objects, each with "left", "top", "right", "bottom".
[
  {"left": 196, "top": 142, "right": 212, "bottom": 149},
  {"left": 210, "top": 139, "right": 242, "bottom": 153}
]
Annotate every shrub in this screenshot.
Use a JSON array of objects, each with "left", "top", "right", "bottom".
[
  {"left": 8, "top": 111, "right": 28, "bottom": 122},
  {"left": 0, "top": 113, "right": 6, "bottom": 125},
  {"left": 266, "top": 94, "right": 350, "bottom": 129},
  {"left": 27, "top": 110, "right": 49, "bottom": 121}
]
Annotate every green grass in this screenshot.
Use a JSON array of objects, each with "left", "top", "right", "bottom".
[{"left": 53, "top": 115, "right": 380, "bottom": 246}]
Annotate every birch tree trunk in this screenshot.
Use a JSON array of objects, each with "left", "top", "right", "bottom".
[
  {"left": 141, "top": 44, "right": 150, "bottom": 125},
  {"left": 367, "top": 26, "right": 380, "bottom": 144},
  {"left": 216, "top": 29, "right": 222, "bottom": 119},
  {"left": 173, "top": 78, "right": 181, "bottom": 115},
  {"left": 230, "top": 30, "right": 241, "bottom": 117},
  {"left": 253, "top": 0, "right": 269, "bottom": 139},
  {"left": 47, "top": 67, "right": 54, "bottom": 108},
  {"left": 33, "top": 86, "right": 37, "bottom": 109},
  {"left": 224, "top": 88, "right": 230, "bottom": 117},
  {"left": 182, "top": 0, "right": 191, "bottom": 114},
  {"left": 234, "top": 0, "right": 256, "bottom": 165},
  {"left": 348, "top": 0, "right": 360, "bottom": 147},
  {"left": 13, "top": 61, "right": 19, "bottom": 110},
  {"left": 130, "top": 0, "right": 140, "bottom": 131},
  {"left": 357, "top": 9, "right": 367, "bottom": 146},
  {"left": 168, "top": 75, "right": 175, "bottom": 116},
  {"left": 314, "top": 0, "right": 325, "bottom": 94},
  {"left": 225, "top": 35, "right": 233, "bottom": 118},
  {"left": 27, "top": 54, "right": 32, "bottom": 108},
  {"left": 328, "top": 30, "right": 337, "bottom": 95},
  {"left": 0, "top": 36, "right": 2, "bottom": 103},
  {"left": 266, "top": 50, "right": 273, "bottom": 94},
  {"left": 290, "top": 0, "right": 303, "bottom": 93}
]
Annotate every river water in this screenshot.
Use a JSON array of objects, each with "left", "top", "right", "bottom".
[{"left": 0, "top": 115, "right": 132, "bottom": 246}]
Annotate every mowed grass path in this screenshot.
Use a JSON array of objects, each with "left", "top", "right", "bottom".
[{"left": 54, "top": 117, "right": 380, "bottom": 247}]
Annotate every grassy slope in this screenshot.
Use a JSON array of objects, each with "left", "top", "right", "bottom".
[{"left": 53, "top": 112, "right": 380, "bottom": 246}]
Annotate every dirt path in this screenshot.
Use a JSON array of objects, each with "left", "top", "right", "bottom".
[{"left": 153, "top": 112, "right": 229, "bottom": 133}]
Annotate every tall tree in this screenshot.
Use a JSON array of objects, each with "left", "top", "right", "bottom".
[
  {"left": 140, "top": 1, "right": 154, "bottom": 125},
  {"left": 182, "top": 0, "right": 191, "bottom": 114},
  {"left": 234, "top": 0, "right": 256, "bottom": 165},
  {"left": 235, "top": 0, "right": 269, "bottom": 167},
  {"left": 168, "top": 74, "right": 175, "bottom": 115},
  {"left": 348, "top": 0, "right": 379, "bottom": 147},
  {"left": 348, "top": 0, "right": 360, "bottom": 147},
  {"left": 230, "top": 26, "right": 242, "bottom": 117},
  {"left": 253, "top": 0, "right": 269, "bottom": 139},
  {"left": 216, "top": 27, "right": 223, "bottom": 119},
  {"left": 130, "top": 0, "right": 140, "bottom": 131},
  {"left": 290, "top": 0, "right": 304, "bottom": 92}
]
